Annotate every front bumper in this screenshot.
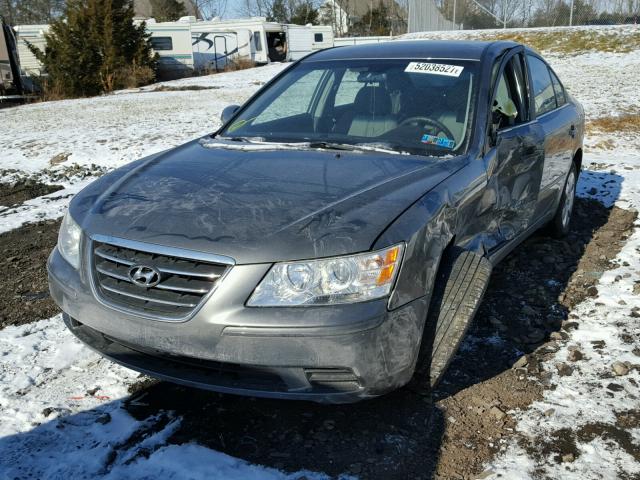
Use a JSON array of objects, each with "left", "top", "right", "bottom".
[{"left": 48, "top": 247, "right": 428, "bottom": 403}]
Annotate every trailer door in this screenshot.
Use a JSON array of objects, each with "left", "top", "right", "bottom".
[{"left": 285, "top": 25, "right": 313, "bottom": 61}]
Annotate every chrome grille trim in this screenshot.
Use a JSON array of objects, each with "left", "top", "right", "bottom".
[
  {"left": 101, "top": 284, "right": 199, "bottom": 308},
  {"left": 88, "top": 234, "right": 234, "bottom": 322}
]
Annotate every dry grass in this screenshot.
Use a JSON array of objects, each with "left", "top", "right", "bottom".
[
  {"left": 587, "top": 113, "right": 640, "bottom": 135},
  {"left": 222, "top": 58, "right": 256, "bottom": 72},
  {"left": 486, "top": 29, "right": 640, "bottom": 54},
  {"left": 423, "top": 28, "right": 640, "bottom": 55}
]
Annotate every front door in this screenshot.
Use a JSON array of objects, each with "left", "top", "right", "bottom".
[{"left": 485, "top": 50, "right": 546, "bottom": 245}]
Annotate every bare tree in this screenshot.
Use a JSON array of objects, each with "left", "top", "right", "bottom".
[
  {"left": 2, "top": 0, "right": 65, "bottom": 24},
  {"left": 193, "top": 0, "right": 228, "bottom": 18}
]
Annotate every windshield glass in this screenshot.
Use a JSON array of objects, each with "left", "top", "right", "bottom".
[{"left": 219, "top": 59, "right": 478, "bottom": 156}]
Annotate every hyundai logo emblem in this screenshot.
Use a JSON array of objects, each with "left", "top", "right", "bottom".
[{"left": 128, "top": 265, "right": 161, "bottom": 288}]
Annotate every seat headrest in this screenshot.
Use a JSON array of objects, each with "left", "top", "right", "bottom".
[{"left": 353, "top": 86, "right": 392, "bottom": 115}]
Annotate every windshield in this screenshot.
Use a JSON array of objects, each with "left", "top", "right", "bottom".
[{"left": 219, "top": 59, "right": 478, "bottom": 156}]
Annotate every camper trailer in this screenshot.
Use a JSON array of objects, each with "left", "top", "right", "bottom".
[
  {"left": 13, "top": 18, "right": 337, "bottom": 83},
  {"left": 189, "top": 21, "right": 253, "bottom": 71},
  {"left": 146, "top": 20, "right": 194, "bottom": 79},
  {"left": 310, "top": 25, "right": 333, "bottom": 51},
  {"left": 186, "top": 18, "right": 288, "bottom": 64},
  {"left": 186, "top": 18, "right": 333, "bottom": 64},
  {"left": 13, "top": 24, "right": 49, "bottom": 76}
]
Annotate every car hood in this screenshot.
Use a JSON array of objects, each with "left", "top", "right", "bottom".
[{"left": 71, "top": 138, "right": 464, "bottom": 264}]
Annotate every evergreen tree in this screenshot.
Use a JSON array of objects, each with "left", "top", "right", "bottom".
[
  {"left": 289, "top": 0, "right": 318, "bottom": 24},
  {"left": 268, "top": 0, "right": 288, "bottom": 22},
  {"left": 29, "top": 0, "right": 157, "bottom": 97},
  {"left": 352, "top": 1, "right": 391, "bottom": 36},
  {"left": 150, "top": 0, "right": 187, "bottom": 22}
]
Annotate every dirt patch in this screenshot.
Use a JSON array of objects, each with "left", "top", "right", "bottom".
[
  {"left": 0, "top": 181, "right": 63, "bottom": 209},
  {"left": 151, "top": 85, "right": 222, "bottom": 92},
  {"left": 587, "top": 113, "right": 640, "bottom": 135},
  {"left": 0, "top": 219, "right": 61, "bottom": 328}
]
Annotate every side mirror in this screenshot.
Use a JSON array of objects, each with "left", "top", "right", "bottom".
[{"left": 220, "top": 105, "right": 240, "bottom": 125}]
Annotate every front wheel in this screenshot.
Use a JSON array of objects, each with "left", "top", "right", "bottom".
[{"left": 549, "top": 162, "right": 578, "bottom": 238}]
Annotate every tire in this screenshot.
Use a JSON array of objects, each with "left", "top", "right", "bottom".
[
  {"left": 413, "top": 248, "right": 492, "bottom": 390},
  {"left": 549, "top": 162, "right": 578, "bottom": 238}
]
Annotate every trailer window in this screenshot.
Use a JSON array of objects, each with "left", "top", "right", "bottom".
[
  {"left": 314, "top": 33, "right": 323, "bottom": 42},
  {"left": 150, "top": 37, "right": 173, "bottom": 51},
  {"left": 253, "top": 31, "right": 262, "bottom": 51}
]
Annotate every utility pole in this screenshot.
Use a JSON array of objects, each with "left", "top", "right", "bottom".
[
  {"left": 503, "top": 0, "right": 507, "bottom": 27},
  {"left": 453, "top": 0, "right": 457, "bottom": 27},
  {"left": 569, "top": 0, "right": 574, "bottom": 25}
]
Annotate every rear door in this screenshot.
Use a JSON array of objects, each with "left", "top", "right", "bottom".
[
  {"left": 485, "top": 49, "right": 546, "bottom": 245},
  {"left": 526, "top": 53, "right": 577, "bottom": 218}
]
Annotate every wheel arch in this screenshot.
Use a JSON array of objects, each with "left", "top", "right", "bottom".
[{"left": 573, "top": 148, "right": 583, "bottom": 173}]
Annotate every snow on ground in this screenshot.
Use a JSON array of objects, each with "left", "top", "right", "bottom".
[
  {"left": 0, "top": 316, "right": 336, "bottom": 480},
  {"left": 1, "top": 27, "right": 640, "bottom": 479},
  {"left": 480, "top": 28, "right": 640, "bottom": 480},
  {"left": 0, "top": 63, "right": 288, "bottom": 174}
]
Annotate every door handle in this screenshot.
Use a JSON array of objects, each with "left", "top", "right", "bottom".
[{"left": 569, "top": 125, "right": 576, "bottom": 138}]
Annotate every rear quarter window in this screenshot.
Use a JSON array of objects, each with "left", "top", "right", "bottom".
[
  {"left": 549, "top": 68, "right": 566, "bottom": 107},
  {"left": 527, "top": 54, "right": 557, "bottom": 116}
]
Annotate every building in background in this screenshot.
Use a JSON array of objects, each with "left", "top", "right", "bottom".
[
  {"left": 319, "top": 0, "right": 408, "bottom": 36},
  {"left": 408, "top": 0, "right": 461, "bottom": 32}
]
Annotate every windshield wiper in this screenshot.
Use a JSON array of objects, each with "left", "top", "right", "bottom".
[
  {"left": 307, "top": 141, "right": 360, "bottom": 151},
  {"left": 306, "top": 141, "right": 402, "bottom": 154}
]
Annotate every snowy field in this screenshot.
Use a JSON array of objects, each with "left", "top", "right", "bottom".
[{"left": 1, "top": 25, "right": 640, "bottom": 479}]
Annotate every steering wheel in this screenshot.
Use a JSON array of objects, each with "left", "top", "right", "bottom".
[{"left": 399, "top": 116, "right": 456, "bottom": 141}]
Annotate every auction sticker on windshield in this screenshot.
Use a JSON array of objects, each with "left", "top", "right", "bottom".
[{"left": 405, "top": 62, "right": 464, "bottom": 77}]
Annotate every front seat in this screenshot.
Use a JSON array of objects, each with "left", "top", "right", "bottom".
[
  {"left": 436, "top": 79, "right": 469, "bottom": 144},
  {"left": 337, "top": 86, "right": 397, "bottom": 138}
]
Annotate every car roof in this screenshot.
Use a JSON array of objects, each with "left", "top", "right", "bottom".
[{"left": 304, "top": 40, "right": 520, "bottom": 63}]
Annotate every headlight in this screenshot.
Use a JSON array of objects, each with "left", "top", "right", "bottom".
[
  {"left": 247, "top": 244, "right": 404, "bottom": 306},
  {"left": 58, "top": 212, "right": 82, "bottom": 269}
]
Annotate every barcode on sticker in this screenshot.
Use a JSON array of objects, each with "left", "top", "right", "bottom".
[{"left": 405, "top": 62, "right": 464, "bottom": 77}]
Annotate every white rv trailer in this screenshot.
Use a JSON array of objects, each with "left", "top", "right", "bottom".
[
  {"left": 185, "top": 17, "right": 288, "bottom": 64},
  {"left": 146, "top": 20, "right": 194, "bottom": 79},
  {"left": 13, "top": 19, "right": 337, "bottom": 81},
  {"left": 189, "top": 21, "right": 253, "bottom": 71},
  {"left": 13, "top": 24, "right": 49, "bottom": 76},
  {"left": 185, "top": 18, "right": 335, "bottom": 64},
  {"left": 310, "top": 25, "right": 334, "bottom": 51},
  {"left": 285, "top": 24, "right": 313, "bottom": 60}
]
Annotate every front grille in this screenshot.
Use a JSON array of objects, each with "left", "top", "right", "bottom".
[{"left": 91, "top": 241, "right": 230, "bottom": 319}]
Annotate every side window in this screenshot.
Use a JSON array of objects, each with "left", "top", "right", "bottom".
[
  {"left": 334, "top": 69, "right": 364, "bottom": 106},
  {"left": 253, "top": 31, "right": 262, "bottom": 51},
  {"left": 527, "top": 54, "right": 557, "bottom": 116},
  {"left": 150, "top": 37, "right": 173, "bottom": 51},
  {"left": 509, "top": 54, "right": 529, "bottom": 122},
  {"left": 549, "top": 68, "right": 566, "bottom": 107},
  {"left": 491, "top": 57, "right": 527, "bottom": 128},
  {"left": 252, "top": 69, "right": 324, "bottom": 124},
  {"left": 314, "top": 33, "right": 323, "bottom": 42}
]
